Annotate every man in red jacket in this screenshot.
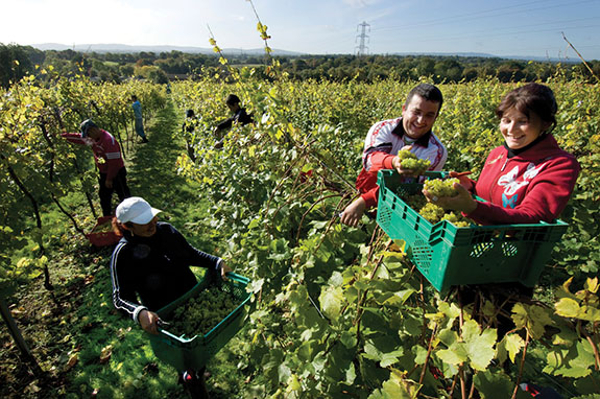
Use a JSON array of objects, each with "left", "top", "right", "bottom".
[
  {"left": 340, "top": 83, "right": 448, "bottom": 227},
  {"left": 61, "top": 119, "right": 130, "bottom": 216}
]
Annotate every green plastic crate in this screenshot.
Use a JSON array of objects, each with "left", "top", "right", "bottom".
[
  {"left": 376, "top": 170, "right": 568, "bottom": 292},
  {"left": 148, "top": 272, "right": 251, "bottom": 371}
]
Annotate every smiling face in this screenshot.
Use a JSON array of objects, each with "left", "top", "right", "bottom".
[
  {"left": 499, "top": 107, "right": 550, "bottom": 150},
  {"left": 401, "top": 94, "right": 441, "bottom": 140}
]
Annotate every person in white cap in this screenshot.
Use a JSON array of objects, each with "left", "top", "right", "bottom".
[
  {"left": 110, "top": 196, "right": 231, "bottom": 334},
  {"left": 109, "top": 196, "right": 230, "bottom": 398}
]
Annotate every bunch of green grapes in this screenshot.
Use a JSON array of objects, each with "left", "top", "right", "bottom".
[
  {"left": 418, "top": 203, "right": 446, "bottom": 224},
  {"left": 403, "top": 193, "right": 428, "bottom": 209},
  {"left": 168, "top": 285, "right": 239, "bottom": 337},
  {"left": 441, "top": 212, "right": 473, "bottom": 228},
  {"left": 417, "top": 203, "right": 474, "bottom": 227},
  {"left": 423, "top": 178, "right": 460, "bottom": 198},
  {"left": 397, "top": 150, "right": 431, "bottom": 175}
]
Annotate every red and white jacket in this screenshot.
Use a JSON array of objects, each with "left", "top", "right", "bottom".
[
  {"left": 61, "top": 130, "right": 125, "bottom": 182},
  {"left": 466, "top": 134, "right": 580, "bottom": 225},
  {"left": 356, "top": 117, "right": 447, "bottom": 208}
]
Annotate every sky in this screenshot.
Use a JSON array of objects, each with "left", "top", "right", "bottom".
[{"left": 1, "top": 0, "right": 599, "bottom": 60}]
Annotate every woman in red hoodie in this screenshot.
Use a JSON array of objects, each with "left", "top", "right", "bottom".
[{"left": 425, "top": 83, "right": 580, "bottom": 225}]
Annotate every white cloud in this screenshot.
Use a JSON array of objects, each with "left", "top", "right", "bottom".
[{"left": 342, "top": 0, "right": 379, "bottom": 9}]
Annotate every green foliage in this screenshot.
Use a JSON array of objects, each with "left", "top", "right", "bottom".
[
  {"left": 1, "top": 49, "right": 599, "bottom": 398},
  {"left": 168, "top": 73, "right": 599, "bottom": 397}
]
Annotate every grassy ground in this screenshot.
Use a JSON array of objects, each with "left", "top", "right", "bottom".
[{"left": 0, "top": 101, "right": 246, "bottom": 399}]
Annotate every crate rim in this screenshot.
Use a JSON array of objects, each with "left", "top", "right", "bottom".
[
  {"left": 154, "top": 272, "right": 251, "bottom": 343},
  {"left": 377, "top": 169, "right": 568, "bottom": 231}
]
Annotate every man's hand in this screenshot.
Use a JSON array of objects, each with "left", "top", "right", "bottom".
[
  {"left": 391, "top": 145, "right": 420, "bottom": 177},
  {"left": 105, "top": 179, "right": 113, "bottom": 189},
  {"left": 340, "top": 197, "right": 367, "bottom": 227},
  {"left": 422, "top": 183, "right": 478, "bottom": 214},
  {"left": 138, "top": 309, "right": 160, "bottom": 335}
]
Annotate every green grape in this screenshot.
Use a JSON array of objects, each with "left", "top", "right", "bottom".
[
  {"left": 403, "top": 193, "right": 427, "bottom": 209},
  {"left": 441, "top": 212, "right": 473, "bottom": 227},
  {"left": 400, "top": 158, "right": 431, "bottom": 175},
  {"left": 167, "top": 284, "right": 240, "bottom": 337},
  {"left": 418, "top": 203, "right": 446, "bottom": 224},
  {"left": 423, "top": 178, "right": 460, "bottom": 198},
  {"left": 397, "top": 149, "right": 417, "bottom": 160}
]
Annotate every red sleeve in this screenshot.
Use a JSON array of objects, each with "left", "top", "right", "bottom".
[
  {"left": 366, "top": 151, "right": 395, "bottom": 172},
  {"left": 60, "top": 132, "right": 86, "bottom": 145},
  {"left": 361, "top": 186, "right": 379, "bottom": 208},
  {"left": 466, "top": 156, "right": 580, "bottom": 225}
]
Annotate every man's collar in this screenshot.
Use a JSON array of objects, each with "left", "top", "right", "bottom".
[{"left": 391, "top": 119, "right": 432, "bottom": 147}]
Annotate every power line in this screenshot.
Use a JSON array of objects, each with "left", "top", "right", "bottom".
[
  {"left": 412, "top": 23, "right": 600, "bottom": 45},
  {"left": 371, "top": 0, "right": 599, "bottom": 32}
]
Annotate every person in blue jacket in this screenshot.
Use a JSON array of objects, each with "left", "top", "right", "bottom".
[{"left": 131, "top": 95, "right": 149, "bottom": 143}]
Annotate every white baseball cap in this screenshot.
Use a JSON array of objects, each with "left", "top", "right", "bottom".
[{"left": 116, "top": 197, "right": 162, "bottom": 224}]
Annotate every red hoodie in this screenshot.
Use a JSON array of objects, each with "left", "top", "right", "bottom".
[
  {"left": 465, "top": 134, "right": 580, "bottom": 225},
  {"left": 61, "top": 130, "right": 125, "bottom": 182}
]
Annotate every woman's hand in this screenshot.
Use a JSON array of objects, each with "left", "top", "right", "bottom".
[
  {"left": 448, "top": 171, "right": 474, "bottom": 191},
  {"left": 422, "top": 182, "right": 478, "bottom": 214},
  {"left": 138, "top": 309, "right": 160, "bottom": 335},
  {"left": 218, "top": 260, "right": 232, "bottom": 279}
]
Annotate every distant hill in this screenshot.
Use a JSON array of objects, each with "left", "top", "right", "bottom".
[
  {"left": 389, "top": 51, "right": 577, "bottom": 64},
  {"left": 30, "top": 43, "right": 578, "bottom": 63},
  {"left": 31, "top": 43, "right": 303, "bottom": 56}
]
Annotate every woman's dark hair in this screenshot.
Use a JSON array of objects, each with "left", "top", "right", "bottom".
[
  {"left": 405, "top": 83, "right": 444, "bottom": 112},
  {"left": 186, "top": 109, "right": 195, "bottom": 118},
  {"left": 226, "top": 94, "right": 240, "bottom": 106},
  {"left": 111, "top": 217, "right": 132, "bottom": 236},
  {"left": 496, "top": 83, "right": 558, "bottom": 134}
]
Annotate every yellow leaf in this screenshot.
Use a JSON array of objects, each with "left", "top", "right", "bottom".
[
  {"left": 585, "top": 277, "right": 599, "bottom": 294},
  {"left": 65, "top": 353, "right": 78, "bottom": 371}
]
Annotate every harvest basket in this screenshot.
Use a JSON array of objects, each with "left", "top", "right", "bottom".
[
  {"left": 376, "top": 170, "right": 568, "bottom": 292},
  {"left": 148, "top": 272, "right": 251, "bottom": 371},
  {"left": 86, "top": 216, "right": 121, "bottom": 247}
]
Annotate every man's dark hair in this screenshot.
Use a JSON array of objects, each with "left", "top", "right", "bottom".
[
  {"left": 405, "top": 84, "right": 443, "bottom": 112},
  {"left": 131, "top": 95, "right": 138, "bottom": 101},
  {"left": 226, "top": 94, "right": 241, "bottom": 106}
]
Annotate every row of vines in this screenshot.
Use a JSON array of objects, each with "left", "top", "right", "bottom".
[
  {"left": 168, "top": 61, "right": 600, "bottom": 398},
  {"left": 0, "top": 68, "right": 167, "bottom": 296}
]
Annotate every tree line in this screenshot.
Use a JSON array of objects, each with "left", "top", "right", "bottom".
[{"left": 1, "top": 42, "right": 599, "bottom": 88}]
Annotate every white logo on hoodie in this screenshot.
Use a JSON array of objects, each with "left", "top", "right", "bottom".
[{"left": 498, "top": 162, "right": 548, "bottom": 196}]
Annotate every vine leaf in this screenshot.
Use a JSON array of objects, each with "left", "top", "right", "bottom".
[
  {"left": 497, "top": 333, "right": 525, "bottom": 364},
  {"left": 462, "top": 320, "right": 497, "bottom": 371},
  {"left": 368, "top": 371, "right": 421, "bottom": 399},
  {"left": 436, "top": 320, "right": 496, "bottom": 371},
  {"left": 543, "top": 340, "right": 596, "bottom": 378},
  {"left": 319, "top": 286, "right": 344, "bottom": 320},
  {"left": 472, "top": 370, "right": 514, "bottom": 399},
  {"left": 584, "top": 277, "right": 598, "bottom": 294},
  {"left": 436, "top": 343, "right": 468, "bottom": 366},
  {"left": 511, "top": 303, "right": 553, "bottom": 339},
  {"left": 555, "top": 297, "right": 581, "bottom": 318}
]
